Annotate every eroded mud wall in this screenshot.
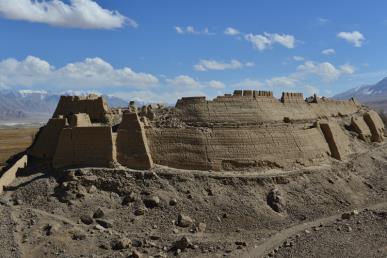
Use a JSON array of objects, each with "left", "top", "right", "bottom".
[
  {"left": 364, "top": 110, "right": 385, "bottom": 142},
  {"left": 175, "top": 91, "right": 359, "bottom": 125},
  {"left": 28, "top": 118, "right": 67, "bottom": 160},
  {"left": 320, "top": 121, "right": 351, "bottom": 160},
  {"left": 53, "top": 96, "right": 110, "bottom": 123},
  {"left": 53, "top": 126, "right": 114, "bottom": 168},
  {"left": 116, "top": 113, "right": 153, "bottom": 170},
  {"left": 351, "top": 116, "right": 372, "bottom": 141},
  {"left": 0, "top": 155, "right": 27, "bottom": 194},
  {"left": 146, "top": 125, "right": 330, "bottom": 171}
]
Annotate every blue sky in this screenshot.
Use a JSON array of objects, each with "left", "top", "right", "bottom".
[{"left": 1, "top": 0, "right": 387, "bottom": 103}]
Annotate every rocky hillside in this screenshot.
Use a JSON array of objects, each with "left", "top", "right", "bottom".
[
  {"left": 334, "top": 77, "right": 387, "bottom": 111},
  {"left": 0, "top": 90, "right": 128, "bottom": 122}
]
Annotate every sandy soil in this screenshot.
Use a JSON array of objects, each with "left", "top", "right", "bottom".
[
  {"left": 0, "top": 128, "right": 37, "bottom": 168},
  {"left": 0, "top": 138, "right": 386, "bottom": 258}
]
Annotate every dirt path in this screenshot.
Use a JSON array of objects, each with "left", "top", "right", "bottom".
[{"left": 242, "top": 201, "right": 387, "bottom": 258}]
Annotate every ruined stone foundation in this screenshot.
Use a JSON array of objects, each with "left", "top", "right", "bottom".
[{"left": 28, "top": 90, "right": 385, "bottom": 171}]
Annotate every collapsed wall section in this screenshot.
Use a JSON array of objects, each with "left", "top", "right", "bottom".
[
  {"left": 319, "top": 121, "right": 351, "bottom": 160},
  {"left": 351, "top": 116, "right": 371, "bottom": 141},
  {"left": 28, "top": 117, "right": 67, "bottom": 160},
  {"left": 116, "top": 112, "right": 153, "bottom": 170},
  {"left": 364, "top": 110, "right": 385, "bottom": 142},
  {"left": 53, "top": 126, "right": 114, "bottom": 168},
  {"left": 146, "top": 124, "right": 330, "bottom": 171}
]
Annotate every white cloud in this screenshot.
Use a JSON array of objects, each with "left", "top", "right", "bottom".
[
  {"left": 166, "top": 75, "right": 225, "bottom": 90},
  {"left": 0, "top": 56, "right": 158, "bottom": 89},
  {"left": 244, "top": 32, "right": 295, "bottom": 50},
  {"left": 339, "top": 64, "right": 355, "bottom": 74},
  {"left": 266, "top": 76, "right": 297, "bottom": 87},
  {"left": 321, "top": 48, "right": 335, "bottom": 55},
  {"left": 304, "top": 85, "right": 319, "bottom": 95},
  {"left": 0, "top": 0, "right": 135, "bottom": 29},
  {"left": 293, "top": 56, "right": 305, "bottom": 61},
  {"left": 317, "top": 18, "right": 329, "bottom": 26},
  {"left": 297, "top": 61, "right": 356, "bottom": 81},
  {"left": 174, "top": 26, "right": 213, "bottom": 35},
  {"left": 206, "top": 80, "right": 225, "bottom": 89},
  {"left": 194, "top": 59, "right": 254, "bottom": 72},
  {"left": 224, "top": 27, "right": 240, "bottom": 36},
  {"left": 166, "top": 75, "right": 201, "bottom": 89},
  {"left": 232, "top": 79, "right": 264, "bottom": 89},
  {"left": 337, "top": 31, "right": 365, "bottom": 47},
  {"left": 111, "top": 89, "right": 210, "bottom": 104}
]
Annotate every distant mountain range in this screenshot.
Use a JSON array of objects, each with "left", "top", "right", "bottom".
[
  {"left": 334, "top": 77, "right": 387, "bottom": 112},
  {"left": 0, "top": 90, "right": 128, "bottom": 123}
]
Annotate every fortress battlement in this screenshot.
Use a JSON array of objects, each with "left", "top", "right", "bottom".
[{"left": 27, "top": 90, "right": 385, "bottom": 172}]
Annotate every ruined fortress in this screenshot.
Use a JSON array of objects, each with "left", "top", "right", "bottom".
[{"left": 26, "top": 90, "right": 385, "bottom": 171}]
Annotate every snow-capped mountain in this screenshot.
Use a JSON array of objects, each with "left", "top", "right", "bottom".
[{"left": 334, "top": 77, "right": 387, "bottom": 102}]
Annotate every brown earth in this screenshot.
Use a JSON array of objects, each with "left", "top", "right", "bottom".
[
  {"left": 0, "top": 136, "right": 387, "bottom": 257},
  {"left": 0, "top": 128, "right": 37, "bottom": 168}
]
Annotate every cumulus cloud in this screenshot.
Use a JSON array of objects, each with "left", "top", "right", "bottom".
[
  {"left": 174, "top": 26, "right": 213, "bottom": 35},
  {"left": 194, "top": 59, "right": 254, "bottom": 72},
  {"left": 266, "top": 76, "right": 297, "bottom": 87},
  {"left": 110, "top": 89, "right": 210, "bottom": 104},
  {"left": 321, "top": 48, "right": 335, "bottom": 55},
  {"left": 339, "top": 64, "right": 356, "bottom": 74},
  {"left": 244, "top": 32, "right": 295, "bottom": 50},
  {"left": 232, "top": 60, "right": 357, "bottom": 98},
  {"left": 293, "top": 56, "right": 305, "bottom": 61},
  {"left": 232, "top": 79, "right": 264, "bottom": 89},
  {"left": 297, "top": 61, "right": 355, "bottom": 81},
  {"left": 337, "top": 31, "right": 365, "bottom": 47},
  {"left": 0, "top": 0, "right": 135, "bottom": 29},
  {"left": 166, "top": 75, "right": 225, "bottom": 89},
  {"left": 206, "top": 80, "right": 225, "bottom": 89},
  {"left": 166, "top": 75, "right": 201, "bottom": 89},
  {"left": 0, "top": 56, "right": 158, "bottom": 90},
  {"left": 224, "top": 27, "right": 240, "bottom": 36}
]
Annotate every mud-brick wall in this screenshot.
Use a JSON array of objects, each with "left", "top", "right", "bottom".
[
  {"left": 364, "top": 110, "right": 385, "bottom": 142},
  {"left": 116, "top": 113, "right": 153, "bottom": 170},
  {"left": 146, "top": 125, "right": 330, "bottom": 171},
  {"left": 146, "top": 128, "right": 209, "bottom": 170},
  {"left": 53, "top": 96, "right": 109, "bottom": 123},
  {"left": 53, "top": 126, "right": 114, "bottom": 168},
  {"left": 0, "top": 155, "right": 27, "bottom": 194},
  {"left": 28, "top": 118, "right": 67, "bottom": 159},
  {"left": 176, "top": 96, "right": 360, "bottom": 125}
]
